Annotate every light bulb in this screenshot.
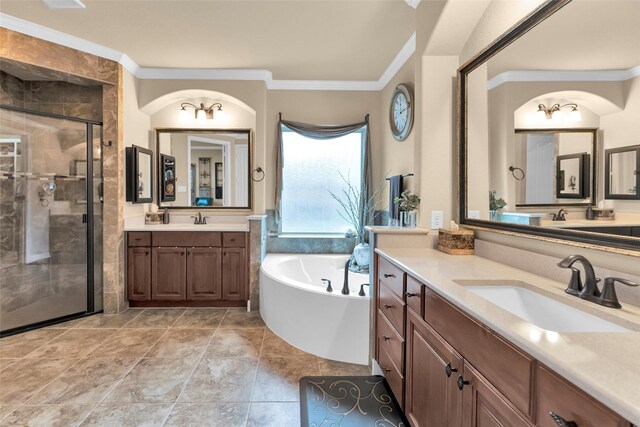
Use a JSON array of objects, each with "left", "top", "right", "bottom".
[
  {"left": 568, "top": 108, "right": 582, "bottom": 122},
  {"left": 196, "top": 109, "right": 206, "bottom": 121},
  {"left": 179, "top": 107, "right": 189, "bottom": 122},
  {"left": 215, "top": 108, "right": 229, "bottom": 124}
]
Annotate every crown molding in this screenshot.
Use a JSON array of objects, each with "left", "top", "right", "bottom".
[
  {"left": 1, "top": 13, "right": 416, "bottom": 92},
  {"left": 487, "top": 66, "right": 640, "bottom": 90}
]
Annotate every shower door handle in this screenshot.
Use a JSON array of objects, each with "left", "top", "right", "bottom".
[{"left": 82, "top": 213, "right": 87, "bottom": 224}]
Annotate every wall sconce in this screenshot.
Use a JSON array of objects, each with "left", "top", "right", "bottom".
[
  {"left": 179, "top": 102, "right": 226, "bottom": 122},
  {"left": 536, "top": 103, "right": 582, "bottom": 122}
]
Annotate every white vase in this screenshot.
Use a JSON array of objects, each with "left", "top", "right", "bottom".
[{"left": 351, "top": 243, "right": 370, "bottom": 272}]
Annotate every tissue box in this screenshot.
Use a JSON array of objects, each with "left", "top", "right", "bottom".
[{"left": 438, "top": 228, "right": 475, "bottom": 255}]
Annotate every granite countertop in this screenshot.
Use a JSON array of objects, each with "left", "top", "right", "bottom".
[{"left": 375, "top": 247, "right": 640, "bottom": 424}]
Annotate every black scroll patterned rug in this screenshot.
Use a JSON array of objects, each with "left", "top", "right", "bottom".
[{"left": 300, "top": 376, "right": 408, "bottom": 426}]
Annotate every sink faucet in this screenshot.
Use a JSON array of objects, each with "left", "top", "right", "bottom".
[
  {"left": 552, "top": 209, "right": 568, "bottom": 221},
  {"left": 191, "top": 212, "right": 208, "bottom": 225},
  {"left": 342, "top": 259, "right": 350, "bottom": 295}
]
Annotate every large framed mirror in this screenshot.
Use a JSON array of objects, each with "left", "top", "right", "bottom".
[
  {"left": 458, "top": 0, "right": 640, "bottom": 252},
  {"left": 155, "top": 129, "right": 252, "bottom": 210}
]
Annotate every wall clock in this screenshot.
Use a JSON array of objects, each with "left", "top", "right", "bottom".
[{"left": 389, "top": 83, "right": 414, "bottom": 141}]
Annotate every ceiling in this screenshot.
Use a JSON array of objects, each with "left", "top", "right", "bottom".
[{"left": 0, "top": 0, "right": 416, "bottom": 81}]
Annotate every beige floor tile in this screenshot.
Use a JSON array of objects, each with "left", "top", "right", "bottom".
[
  {"left": 145, "top": 329, "right": 214, "bottom": 359},
  {"left": 104, "top": 357, "right": 196, "bottom": 403},
  {"left": 219, "top": 310, "right": 265, "bottom": 329},
  {"left": 171, "top": 308, "right": 227, "bottom": 329},
  {"left": 0, "top": 358, "right": 77, "bottom": 405},
  {"left": 0, "top": 406, "right": 17, "bottom": 421},
  {"left": 179, "top": 357, "right": 258, "bottom": 403},
  {"left": 205, "top": 329, "right": 264, "bottom": 359},
  {"left": 73, "top": 310, "right": 142, "bottom": 329},
  {"left": 46, "top": 318, "right": 86, "bottom": 329},
  {"left": 0, "top": 329, "right": 66, "bottom": 359},
  {"left": 247, "top": 402, "right": 301, "bottom": 427},
  {"left": 25, "top": 329, "right": 117, "bottom": 359},
  {"left": 318, "top": 358, "right": 371, "bottom": 376},
  {"left": 164, "top": 403, "right": 249, "bottom": 427},
  {"left": 79, "top": 403, "right": 173, "bottom": 426},
  {"left": 122, "top": 309, "right": 186, "bottom": 328},
  {"left": 87, "top": 329, "right": 166, "bottom": 358},
  {"left": 261, "top": 330, "right": 316, "bottom": 360},
  {"left": 252, "top": 357, "right": 320, "bottom": 402},
  {"left": 29, "top": 357, "right": 139, "bottom": 404},
  {"left": 0, "top": 404, "right": 93, "bottom": 427}
]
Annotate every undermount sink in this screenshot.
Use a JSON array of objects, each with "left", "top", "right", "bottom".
[{"left": 464, "top": 285, "right": 631, "bottom": 333}]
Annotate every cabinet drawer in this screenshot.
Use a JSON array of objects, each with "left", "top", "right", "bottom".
[
  {"left": 152, "top": 231, "right": 221, "bottom": 247},
  {"left": 378, "top": 282, "right": 406, "bottom": 337},
  {"left": 424, "top": 287, "right": 533, "bottom": 418},
  {"left": 223, "top": 232, "right": 245, "bottom": 247},
  {"left": 377, "top": 309, "right": 404, "bottom": 373},
  {"left": 535, "top": 365, "right": 630, "bottom": 427},
  {"left": 378, "top": 256, "right": 405, "bottom": 298},
  {"left": 405, "top": 275, "right": 424, "bottom": 317},
  {"left": 378, "top": 346, "right": 404, "bottom": 408},
  {"left": 128, "top": 232, "right": 151, "bottom": 247}
]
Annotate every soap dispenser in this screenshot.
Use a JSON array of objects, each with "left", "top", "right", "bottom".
[
  {"left": 586, "top": 204, "right": 594, "bottom": 220},
  {"left": 162, "top": 208, "right": 170, "bottom": 224}
]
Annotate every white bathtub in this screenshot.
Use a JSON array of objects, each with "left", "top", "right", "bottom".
[{"left": 260, "top": 254, "right": 370, "bottom": 365}]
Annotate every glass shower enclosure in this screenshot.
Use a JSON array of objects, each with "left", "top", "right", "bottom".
[{"left": 0, "top": 107, "right": 103, "bottom": 335}]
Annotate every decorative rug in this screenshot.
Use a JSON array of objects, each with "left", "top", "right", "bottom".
[{"left": 300, "top": 375, "right": 408, "bottom": 426}]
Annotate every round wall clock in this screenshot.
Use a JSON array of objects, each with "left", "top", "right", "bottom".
[{"left": 389, "top": 83, "right": 414, "bottom": 141}]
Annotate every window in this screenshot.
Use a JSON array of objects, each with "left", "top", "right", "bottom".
[{"left": 280, "top": 125, "right": 365, "bottom": 234}]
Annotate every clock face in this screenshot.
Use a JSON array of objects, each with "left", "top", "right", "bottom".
[{"left": 389, "top": 84, "right": 413, "bottom": 141}]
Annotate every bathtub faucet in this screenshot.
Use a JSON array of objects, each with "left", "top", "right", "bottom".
[{"left": 342, "top": 259, "right": 350, "bottom": 295}]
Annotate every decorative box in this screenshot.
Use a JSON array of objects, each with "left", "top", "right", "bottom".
[
  {"left": 592, "top": 208, "right": 615, "bottom": 221},
  {"left": 144, "top": 212, "right": 163, "bottom": 225},
  {"left": 438, "top": 228, "right": 475, "bottom": 255}
]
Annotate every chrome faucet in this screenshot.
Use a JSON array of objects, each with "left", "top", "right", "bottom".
[
  {"left": 191, "top": 212, "right": 208, "bottom": 225},
  {"left": 558, "top": 255, "right": 639, "bottom": 308},
  {"left": 552, "top": 209, "right": 568, "bottom": 221},
  {"left": 342, "top": 259, "right": 350, "bottom": 295}
]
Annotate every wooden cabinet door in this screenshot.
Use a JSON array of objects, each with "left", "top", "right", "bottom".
[
  {"left": 222, "top": 247, "right": 246, "bottom": 301},
  {"left": 151, "top": 247, "right": 186, "bottom": 301},
  {"left": 406, "top": 309, "right": 463, "bottom": 427},
  {"left": 461, "top": 362, "right": 533, "bottom": 427},
  {"left": 187, "top": 247, "right": 222, "bottom": 301},
  {"left": 127, "top": 247, "right": 151, "bottom": 301}
]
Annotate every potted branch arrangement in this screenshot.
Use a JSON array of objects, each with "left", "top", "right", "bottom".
[
  {"left": 489, "top": 190, "right": 507, "bottom": 221},
  {"left": 329, "top": 172, "right": 382, "bottom": 273},
  {"left": 395, "top": 190, "right": 420, "bottom": 228}
]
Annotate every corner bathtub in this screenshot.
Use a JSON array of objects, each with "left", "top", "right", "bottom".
[{"left": 260, "top": 254, "right": 370, "bottom": 365}]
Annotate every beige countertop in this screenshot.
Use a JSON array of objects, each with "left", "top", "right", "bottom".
[
  {"left": 542, "top": 219, "right": 640, "bottom": 228},
  {"left": 123, "top": 215, "right": 250, "bottom": 232},
  {"left": 375, "top": 247, "right": 640, "bottom": 424}
]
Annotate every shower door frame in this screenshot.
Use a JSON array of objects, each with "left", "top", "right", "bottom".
[{"left": 0, "top": 105, "right": 103, "bottom": 336}]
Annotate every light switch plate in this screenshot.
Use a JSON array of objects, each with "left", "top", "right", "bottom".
[
  {"left": 468, "top": 210, "right": 480, "bottom": 219},
  {"left": 431, "top": 211, "right": 444, "bottom": 229}
]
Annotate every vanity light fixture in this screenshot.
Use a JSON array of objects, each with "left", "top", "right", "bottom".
[
  {"left": 536, "top": 103, "right": 582, "bottom": 122},
  {"left": 179, "top": 102, "right": 225, "bottom": 122}
]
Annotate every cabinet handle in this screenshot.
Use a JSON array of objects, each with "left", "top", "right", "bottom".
[
  {"left": 383, "top": 273, "right": 395, "bottom": 278},
  {"left": 549, "top": 412, "right": 577, "bottom": 427},
  {"left": 383, "top": 304, "right": 392, "bottom": 309},
  {"left": 383, "top": 368, "right": 391, "bottom": 373},
  {"left": 445, "top": 363, "right": 458, "bottom": 377},
  {"left": 405, "top": 292, "right": 416, "bottom": 298},
  {"left": 383, "top": 335, "right": 390, "bottom": 341},
  {"left": 145, "top": 251, "right": 149, "bottom": 255},
  {"left": 230, "top": 238, "right": 236, "bottom": 242},
  {"left": 456, "top": 375, "right": 469, "bottom": 390}
]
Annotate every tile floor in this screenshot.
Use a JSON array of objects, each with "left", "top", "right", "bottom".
[{"left": 0, "top": 308, "right": 370, "bottom": 426}]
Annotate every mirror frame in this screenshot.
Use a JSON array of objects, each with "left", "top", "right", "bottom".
[
  {"left": 155, "top": 128, "right": 253, "bottom": 210},
  {"left": 605, "top": 145, "right": 640, "bottom": 200},
  {"left": 514, "top": 128, "right": 597, "bottom": 207},
  {"left": 125, "top": 144, "right": 153, "bottom": 204},
  {"left": 556, "top": 153, "right": 589, "bottom": 199},
  {"left": 457, "top": 0, "right": 640, "bottom": 253}
]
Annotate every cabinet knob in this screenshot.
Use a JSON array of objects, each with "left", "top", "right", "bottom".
[
  {"left": 383, "top": 304, "right": 392, "bottom": 309},
  {"left": 145, "top": 251, "right": 149, "bottom": 255},
  {"left": 445, "top": 363, "right": 458, "bottom": 377},
  {"left": 383, "top": 273, "right": 395, "bottom": 278},
  {"left": 549, "top": 412, "right": 577, "bottom": 427},
  {"left": 456, "top": 375, "right": 469, "bottom": 390},
  {"left": 230, "top": 238, "right": 236, "bottom": 242},
  {"left": 383, "top": 335, "right": 390, "bottom": 341},
  {"left": 383, "top": 368, "right": 391, "bottom": 373},
  {"left": 405, "top": 292, "right": 416, "bottom": 298}
]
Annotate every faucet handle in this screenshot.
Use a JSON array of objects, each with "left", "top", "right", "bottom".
[
  {"left": 321, "top": 278, "right": 333, "bottom": 293},
  {"left": 564, "top": 267, "right": 583, "bottom": 296},
  {"left": 600, "top": 277, "right": 639, "bottom": 309}
]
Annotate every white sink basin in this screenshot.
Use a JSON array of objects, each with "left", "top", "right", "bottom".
[{"left": 465, "top": 286, "right": 630, "bottom": 333}]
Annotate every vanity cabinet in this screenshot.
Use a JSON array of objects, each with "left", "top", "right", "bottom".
[
  {"left": 126, "top": 231, "right": 248, "bottom": 307},
  {"left": 374, "top": 253, "right": 631, "bottom": 427}
]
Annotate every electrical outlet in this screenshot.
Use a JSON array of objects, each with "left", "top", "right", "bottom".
[
  {"left": 431, "top": 211, "right": 444, "bottom": 229},
  {"left": 468, "top": 210, "right": 480, "bottom": 219}
]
